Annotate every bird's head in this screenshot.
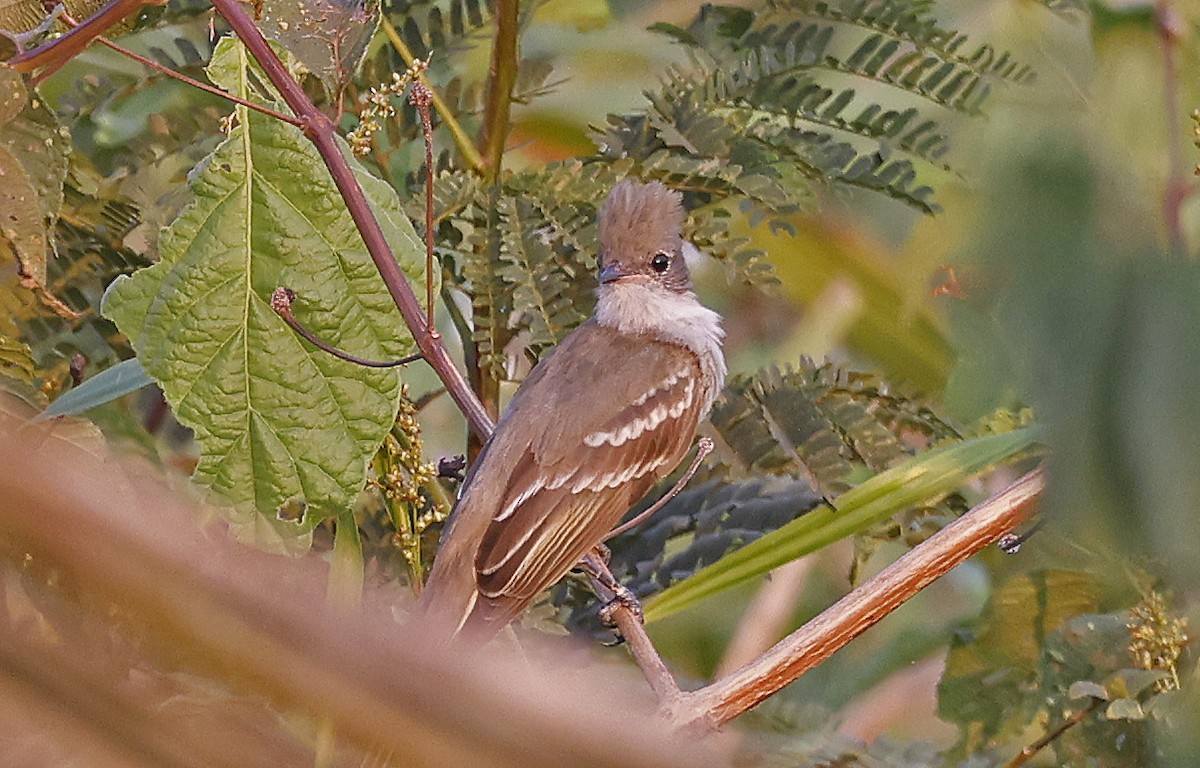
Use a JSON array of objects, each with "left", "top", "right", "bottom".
[{"left": 596, "top": 180, "right": 691, "bottom": 295}]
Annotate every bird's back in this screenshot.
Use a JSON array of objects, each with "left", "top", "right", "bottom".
[{"left": 415, "top": 322, "right": 708, "bottom": 641}]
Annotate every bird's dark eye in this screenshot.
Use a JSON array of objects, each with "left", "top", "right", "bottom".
[{"left": 650, "top": 252, "right": 670, "bottom": 273}]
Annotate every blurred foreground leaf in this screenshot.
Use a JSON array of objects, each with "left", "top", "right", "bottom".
[
  {"left": 940, "top": 569, "right": 1174, "bottom": 766},
  {"left": 948, "top": 116, "right": 1200, "bottom": 589},
  {"left": 939, "top": 569, "right": 1103, "bottom": 751}
]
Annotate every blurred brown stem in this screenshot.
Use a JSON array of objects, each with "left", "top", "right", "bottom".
[
  {"left": 209, "top": 0, "right": 495, "bottom": 441},
  {"left": 714, "top": 558, "right": 814, "bottom": 679},
  {"left": 664, "top": 468, "right": 1045, "bottom": 729},
  {"left": 0, "top": 418, "right": 717, "bottom": 768}
]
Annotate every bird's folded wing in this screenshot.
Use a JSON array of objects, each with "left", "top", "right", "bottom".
[{"left": 473, "top": 324, "right": 706, "bottom": 606}]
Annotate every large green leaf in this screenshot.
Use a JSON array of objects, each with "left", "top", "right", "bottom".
[
  {"left": 643, "top": 426, "right": 1043, "bottom": 622},
  {"left": 102, "top": 39, "right": 424, "bottom": 535}
]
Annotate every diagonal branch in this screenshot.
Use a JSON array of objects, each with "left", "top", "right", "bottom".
[
  {"left": 662, "top": 467, "right": 1046, "bottom": 729},
  {"left": 209, "top": 0, "right": 494, "bottom": 441},
  {"left": 582, "top": 557, "right": 683, "bottom": 705},
  {"left": 57, "top": 10, "right": 304, "bottom": 127}
]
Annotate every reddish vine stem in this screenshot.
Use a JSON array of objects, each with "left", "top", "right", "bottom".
[
  {"left": 662, "top": 468, "right": 1045, "bottom": 729},
  {"left": 56, "top": 11, "right": 304, "bottom": 127},
  {"left": 409, "top": 82, "right": 438, "bottom": 335},
  {"left": 8, "top": 0, "right": 153, "bottom": 79},
  {"left": 209, "top": 0, "right": 494, "bottom": 441},
  {"left": 271, "top": 288, "right": 422, "bottom": 368}
]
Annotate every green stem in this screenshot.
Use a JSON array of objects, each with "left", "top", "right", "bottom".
[
  {"left": 476, "top": 0, "right": 520, "bottom": 182},
  {"left": 328, "top": 511, "right": 364, "bottom": 612},
  {"left": 379, "top": 17, "right": 487, "bottom": 173},
  {"left": 422, "top": 475, "right": 455, "bottom": 521}
]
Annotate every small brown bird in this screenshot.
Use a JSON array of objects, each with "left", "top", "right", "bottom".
[{"left": 417, "top": 180, "right": 726, "bottom": 640}]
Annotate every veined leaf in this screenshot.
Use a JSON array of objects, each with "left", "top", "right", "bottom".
[
  {"left": 102, "top": 39, "right": 424, "bottom": 535},
  {"left": 260, "top": 0, "right": 379, "bottom": 97},
  {"left": 643, "top": 426, "right": 1043, "bottom": 622}
]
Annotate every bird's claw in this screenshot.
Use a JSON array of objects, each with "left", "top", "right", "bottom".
[{"left": 598, "top": 583, "right": 643, "bottom": 628}]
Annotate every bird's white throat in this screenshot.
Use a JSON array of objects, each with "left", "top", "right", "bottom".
[{"left": 595, "top": 281, "right": 727, "bottom": 401}]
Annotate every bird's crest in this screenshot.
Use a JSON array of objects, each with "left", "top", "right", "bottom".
[{"left": 597, "top": 180, "right": 684, "bottom": 261}]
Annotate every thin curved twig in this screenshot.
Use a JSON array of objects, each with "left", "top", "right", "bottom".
[
  {"left": 605, "top": 438, "right": 713, "bottom": 541},
  {"left": 271, "top": 288, "right": 422, "bottom": 368},
  {"left": 47, "top": 10, "right": 304, "bottom": 127}
]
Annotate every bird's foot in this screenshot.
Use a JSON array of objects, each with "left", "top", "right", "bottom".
[{"left": 598, "top": 582, "right": 643, "bottom": 627}]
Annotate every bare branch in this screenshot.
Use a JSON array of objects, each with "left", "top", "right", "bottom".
[
  {"left": 91, "top": 31, "right": 303, "bottom": 125},
  {"left": 209, "top": 0, "right": 495, "bottom": 441},
  {"left": 582, "top": 555, "right": 685, "bottom": 707},
  {"left": 1005, "top": 696, "right": 1104, "bottom": 768},
  {"left": 665, "top": 468, "right": 1046, "bottom": 729},
  {"left": 47, "top": 10, "right": 305, "bottom": 127}
]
